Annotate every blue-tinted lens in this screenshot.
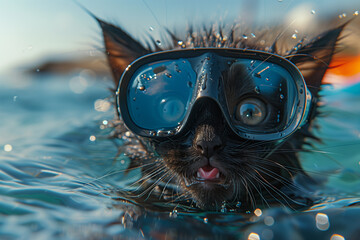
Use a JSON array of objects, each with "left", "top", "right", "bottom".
[
  {"left": 127, "top": 59, "right": 196, "bottom": 130},
  {"left": 230, "top": 59, "right": 299, "bottom": 133}
]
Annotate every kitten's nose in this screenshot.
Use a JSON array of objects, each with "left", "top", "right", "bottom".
[
  {"left": 194, "top": 126, "right": 222, "bottom": 158},
  {"left": 196, "top": 138, "right": 222, "bottom": 157}
]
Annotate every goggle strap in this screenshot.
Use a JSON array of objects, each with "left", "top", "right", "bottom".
[{"left": 299, "top": 89, "right": 314, "bottom": 127}]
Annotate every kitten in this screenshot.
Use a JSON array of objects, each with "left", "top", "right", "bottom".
[{"left": 96, "top": 17, "right": 346, "bottom": 211}]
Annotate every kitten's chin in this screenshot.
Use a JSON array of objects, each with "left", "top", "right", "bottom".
[{"left": 182, "top": 177, "right": 234, "bottom": 210}]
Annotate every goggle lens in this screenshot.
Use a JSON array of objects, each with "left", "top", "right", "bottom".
[{"left": 127, "top": 59, "right": 196, "bottom": 130}]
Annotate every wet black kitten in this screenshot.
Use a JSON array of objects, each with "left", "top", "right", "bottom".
[{"left": 96, "top": 17, "right": 345, "bottom": 210}]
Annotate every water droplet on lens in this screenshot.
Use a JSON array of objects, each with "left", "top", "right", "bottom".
[
  {"left": 280, "top": 94, "right": 284, "bottom": 99},
  {"left": 254, "top": 86, "right": 260, "bottom": 94},
  {"left": 177, "top": 40, "right": 183, "bottom": 46},
  {"left": 156, "top": 40, "right": 161, "bottom": 45},
  {"left": 149, "top": 26, "right": 154, "bottom": 31},
  {"left": 203, "top": 218, "right": 208, "bottom": 224},
  {"left": 265, "top": 77, "right": 270, "bottom": 81},
  {"left": 132, "top": 97, "right": 136, "bottom": 101},
  {"left": 311, "top": 9, "right": 316, "bottom": 14},
  {"left": 187, "top": 81, "right": 193, "bottom": 88},
  {"left": 165, "top": 73, "right": 172, "bottom": 78},
  {"left": 292, "top": 34, "right": 297, "bottom": 39},
  {"left": 354, "top": 10, "right": 359, "bottom": 16},
  {"left": 236, "top": 201, "right": 241, "bottom": 208},
  {"left": 242, "top": 34, "right": 248, "bottom": 40},
  {"left": 138, "top": 85, "right": 145, "bottom": 91},
  {"left": 251, "top": 33, "right": 256, "bottom": 38}
]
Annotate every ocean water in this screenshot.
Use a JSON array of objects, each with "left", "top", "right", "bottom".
[{"left": 1, "top": 70, "right": 360, "bottom": 240}]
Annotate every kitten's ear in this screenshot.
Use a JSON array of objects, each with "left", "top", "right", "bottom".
[
  {"left": 97, "top": 18, "right": 151, "bottom": 87},
  {"left": 287, "top": 24, "right": 346, "bottom": 97}
]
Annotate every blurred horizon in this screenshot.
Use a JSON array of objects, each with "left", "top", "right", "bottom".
[{"left": 0, "top": 0, "right": 359, "bottom": 74}]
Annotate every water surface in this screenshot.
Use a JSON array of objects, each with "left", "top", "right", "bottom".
[{"left": 1, "top": 71, "right": 360, "bottom": 239}]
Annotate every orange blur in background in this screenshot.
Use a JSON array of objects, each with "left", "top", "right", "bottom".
[{"left": 326, "top": 54, "right": 360, "bottom": 86}]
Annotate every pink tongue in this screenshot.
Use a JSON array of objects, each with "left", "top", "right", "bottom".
[{"left": 198, "top": 166, "right": 219, "bottom": 180}]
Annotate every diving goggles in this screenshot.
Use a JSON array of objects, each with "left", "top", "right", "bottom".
[{"left": 116, "top": 48, "right": 312, "bottom": 141}]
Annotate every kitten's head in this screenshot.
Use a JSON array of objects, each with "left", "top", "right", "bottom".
[{"left": 97, "top": 18, "right": 345, "bottom": 210}]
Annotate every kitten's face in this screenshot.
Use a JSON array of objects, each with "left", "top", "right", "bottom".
[
  {"left": 153, "top": 100, "right": 289, "bottom": 210},
  {"left": 151, "top": 62, "right": 298, "bottom": 210},
  {"left": 96, "top": 17, "right": 344, "bottom": 210}
]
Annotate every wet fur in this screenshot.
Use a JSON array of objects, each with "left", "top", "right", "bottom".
[{"left": 96, "top": 17, "right": 346, "bottom": 211}]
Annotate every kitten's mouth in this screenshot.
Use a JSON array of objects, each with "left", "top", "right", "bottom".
[
  {"left": 184, "top": 165, "right": 229, "bottom": 188},
  {"left": 196, "top": 165, "right": 220, "bottom": 180}
]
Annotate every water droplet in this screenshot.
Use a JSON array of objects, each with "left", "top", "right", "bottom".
[
  {"left": 265, "top": 77, "right": 270, "bottom": 81},
  {"left": 339, "top": 13, "right": 347, "bottom": 19},
  {"left": 254, "top": 86, "right": 260, "bottom": 94},
  {"left": 299, "top": 89, "right": 303, "bottom": 94},
  {"left": 292, "top": 34, "right": 297, "bottom": 39},
  {"left": 138, "top": 85, "right": 145, "bottom": 91},
  {"left": 242, "top": 34, "right": 248, "bottom": 40},
  {"left": 102, "top": 120, "right": 108, "bottom": 125},
  {"left": 315, "top": 213, "right": 330, "bottom": 231},
  {"left": 169, "top": 209, "right": 178, "bottom": 218},
  {"left": 311, "top": 10, "right": 316, "bottom": 14},
  {"left": 264, "top": 216, "right": 275, "bottom": 226},
  {"left": 254, "top": 208, "right": 262, "bottom": 217},
  {"left": 89, "top": 135, "right": 96, "bottom": 141},
  {"left": 251, "top": 33, "right": 256, "bottom": 38},
  {"left": 149, "top": 26, "right": 154, "bottom": 31},
  {"left": 221, "top": 201, "right": 227, "bottom": 213},
  {"left": 132, "top": 97, "right": 136, "bottom": 101},
  {"left": 187, "top": 81, "right": 193, "bottom": 88},
  {"left": 354, "top": 10, "right": 359, "bottom": 16},
  {"left": 4, "top": 144, "right": 12, "bottom": 152},
  {"left": 236, "top": 202, "right": 241, "bottom": 208},
  {"left": 260, "top": 40, "right": 265, "bottom": 45},
  {"left": 36, "top": 68, "right": 40, "bottom": 72},
  {"left": 165, "top": 73, "right": 172, "bottom": 78},
  {"left": 203, "top": 218, "right": 208, "bottom": 224},
  {"left": 149, "top": 131, "right": 156, "bottom": 136},
  {"left": 177, "top": 40, "right": 183, "bottom": 46},
  {"left": 156, "top": 40, "right": 161, "bottom": 46},
  {"left": 13, "top": 96, "right": 18, "bottom": 102},
  {"left": 280, "top": 94, "right": 284, "bottom": 99}
]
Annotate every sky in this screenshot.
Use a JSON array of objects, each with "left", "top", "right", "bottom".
[{"left": 0, "top": 0, "right": 359, "bottom": 73}]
